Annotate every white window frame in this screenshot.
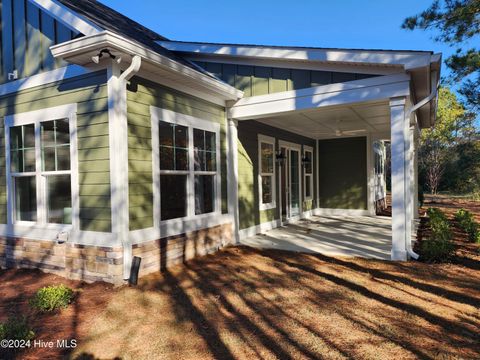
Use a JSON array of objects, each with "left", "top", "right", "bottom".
[
  {"left": 258, "top": 134, "right": 276, "bottom": 211},
  {"left": 4, "top": 104, "right": 79, "bottom": 232},
  {"left": 151, "top": 107, "right": 221, "bottom": 231},
  {"left": 303, "top": 146, "right": 314, "bottom": 201}
]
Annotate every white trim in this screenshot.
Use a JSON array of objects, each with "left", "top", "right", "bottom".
[
  {"left": 229, "top": 74, "right": 411, "bottom": 120},
  {"left": 129, "top": 214, "right": 234, "bottom": 244},
  {"left": 28, "top": 0, "right": 102, "bottom": 36},
  {"left": 158, "top": 41, "right": 436, "bottom": 70},
  {"left": 303, "top": 146, "right": 314, "bottom": 201},
  {"left": 50, "top": 31, "right": 243, "bottom": 101},
  {"left": 0, "top": 65, "right": 91, "bottom": 97},
  {"left": 150, "top": 107, "right": 222, "bottom": 236},
  {"left": 366, "top": 134, "right": 376, "bottom": 216},
  {"left": 227, "top": 118, "right": 240, "bottom": 244},
  {"left": 258, "top": 134, "right": 276, "bottom": 211},
  {"left": 278, "top": 140, "right": 303, "bottom": 220},
  {"left": 239, "top": 218, "right": 281, "bottom": 240},
  {"left": 4, "top": 104, "right": 79, "bottom": 239},
  {"left": 316, "top": 139, "right": 320, "bottom": 208},
  {"left": 313, "top": 208, "right": 371, "bottom": 217}
]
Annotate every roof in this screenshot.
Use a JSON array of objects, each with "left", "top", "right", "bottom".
[
  {"left": 56, "top": 0, "right": 212, "bottom": 76},
  {"left": 161, "top": 40, "right": 435, "bottom": 55}
]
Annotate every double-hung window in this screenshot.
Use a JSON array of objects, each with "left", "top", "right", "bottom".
[
  {"left": 5, "top": 104, "right": 77, "bottom": 227},
  {"left": 303, "top": 147, "right": 313, "bottom": 200},
  {"left": 152, "top": 108, "right": 220, "bottom": 224},
  {"left": 258, "top": 135, "right": 276, "bottom": 210}
]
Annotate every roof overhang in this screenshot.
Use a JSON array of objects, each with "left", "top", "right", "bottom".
[
  {"left": 229, "top": 73, "right": 411, "bottom": 120},
  {"left": 160, "top": 41, "right": 442, "bottom": 128},
  {"left": 50, "top": 31, "right": 243, "bottom": 105}
]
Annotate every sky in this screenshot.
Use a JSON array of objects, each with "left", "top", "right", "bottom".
[{"left": 100, "top": 0, "right": 471, "bottom": 101}]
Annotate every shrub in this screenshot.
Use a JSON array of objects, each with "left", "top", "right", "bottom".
[
  {"left": 29, "top": 284, "right": 74, "bottom": 312},
  {"left": 0, "top": 316, "right": 35, "bottom": 341},
  {"left": 426, "top": 207, "right": 452, "bottom": 241},
  {"left": 420, "top": 208, "right": 455, "bottom": 262},
  {"left": 454, "top": 208, "right": 480, "bottom": 243}
]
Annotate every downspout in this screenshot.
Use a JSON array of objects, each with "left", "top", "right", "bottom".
[{"left": 405, "top": 70, "right": 439, "bottom": 260}]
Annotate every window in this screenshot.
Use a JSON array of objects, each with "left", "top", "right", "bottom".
[
  {"left": 258, "top": 135, "right": 276, "bottom": 210},
  {"left": 303, "top": 147, "right": 313, "bottom": 200},
  {"left": 6, "top": 104, "right": 76, "bottom": 227},
  {"left": 153, "top": 108, "right": 220, "bottom": 223}
]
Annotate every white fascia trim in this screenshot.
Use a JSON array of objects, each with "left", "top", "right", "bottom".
[
  {"left": 28, "top": 0, "right": 102, "bottom": 36},
  {"left": 50, "top": 31, "right": 243, "bottom": 101},
  {"left": 158, "top": 41, "right": 433, "bottom": 70},
  {"left": 229, "top": 73, "right": 411, "bottom": 120},
  {"left": 0, "top": 65, "right": 91, "bottom": 97}
]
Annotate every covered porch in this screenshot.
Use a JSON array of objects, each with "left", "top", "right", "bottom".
[{"left": 228, "top": 72, "right": 437, "bottom": 260}]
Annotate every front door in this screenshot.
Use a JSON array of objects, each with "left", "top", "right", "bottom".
[{"left": 280, "top": 145, "right": 301, "bottom": 223}]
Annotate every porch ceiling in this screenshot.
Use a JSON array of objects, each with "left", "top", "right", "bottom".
[{"left": 257, "top": 99, "right": 391, "bottom": 140}]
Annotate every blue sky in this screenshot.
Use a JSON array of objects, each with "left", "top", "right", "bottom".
[{"left": 101, "top": 0, "right": 468, "bottom": 97}]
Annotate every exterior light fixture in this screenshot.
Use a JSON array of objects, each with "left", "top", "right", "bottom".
[
  {"left": 276, "top": 151, "right": 286, "bottom": 165},
  {"left": 301, "top": 154, "right": 311, "bottom": 167}
]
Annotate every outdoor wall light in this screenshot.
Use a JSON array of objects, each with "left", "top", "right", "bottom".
[
  {"left": 276, "top": 151, "right": 286, "bottom": 165},
  {"left": 301, "top": 155, "right": 311, "bottom": 167}
]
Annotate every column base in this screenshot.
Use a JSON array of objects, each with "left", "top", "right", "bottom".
[{"left": 391, "top": 249, "right": 407, "bottom": 261}]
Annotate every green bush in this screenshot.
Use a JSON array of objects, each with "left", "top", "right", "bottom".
[
  {"left": 454, "top": 208, "right": 480, "bottom": 243},
  {"left": 426, "top": 208, "right": 452, "bottom": 241},
  {"left": 29, "top": 284, "right": 74, "bottom": 312},
  {"left": 420, "top": 208, "right": 455, "bottom": 262},
  {"left": 0, "top": 316, "right": 35, "bottom": 341}
]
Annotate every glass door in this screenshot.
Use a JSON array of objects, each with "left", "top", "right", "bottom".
[{"left": 289, "top": 149, "right": 300, "bottom": 217}]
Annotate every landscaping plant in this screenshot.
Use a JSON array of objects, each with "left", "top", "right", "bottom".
[
  {"left": 29, "top": 284, "right": 74, "bottom": 312},
  {"left": 0, "top": 316, "right": 35, "bottom": 341},
  {"left": 421, "top": 208, "right": 455, "bottom": 262},
  {"left": 454, "top": 208, "right": 480, "bottom": 243}
]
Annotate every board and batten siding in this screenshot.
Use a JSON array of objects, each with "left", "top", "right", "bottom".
[
  {"left": 0, "top": 71, "right": 112, "bottom": 232},
  {"left": 318, "top": 137, "right": 368, "bottom": 210},
  {"left": 195, "top": 61, "right": 378, "bottom": 97},
  {"left": 237, "top": 120, "right": 316, "bottom": 230},
  {"left": 126, "top": 76, "right": 228, "bottom": 231},
  {"left": 0, "top": 0, "right": 77, "bottom": 84}
]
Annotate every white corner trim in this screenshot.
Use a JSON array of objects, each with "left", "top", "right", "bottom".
[
  {"left": 0, "top": 65, "right": 91, "bottom": 97},
  {"left": 28, "top": 0, "right": 102, "bottom": 36},
  {"left": 258, "top": 134, "right": 276, "bottom": 211}
]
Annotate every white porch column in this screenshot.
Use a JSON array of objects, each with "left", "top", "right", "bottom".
[
  {"left": 366, "top": 134, "right": 376, "bottom": 216},
  {"left": 227, "top": 118, "right": 240, "bottom": 244},
  {"left": 413, "top": 128, "right": 420, "bottom": 219},
  {"left": 390, "top": 97, "right": 408, "bottom": 261}
]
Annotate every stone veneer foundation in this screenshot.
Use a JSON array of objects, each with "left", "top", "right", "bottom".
[{"left": 0, "top": 223, "right": 233, "bottom": 284}]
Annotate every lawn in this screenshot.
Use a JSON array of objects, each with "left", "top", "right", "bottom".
[{"left": 1, "top": 198, "right": 479, "bottom": 360}]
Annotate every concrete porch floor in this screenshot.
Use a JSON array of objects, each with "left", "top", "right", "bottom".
[{"left": 240, "top": 215, "right": 392, "bottom": 260}]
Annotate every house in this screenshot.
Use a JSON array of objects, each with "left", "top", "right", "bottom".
[{"left": 0, "top": 0, "right": 441, "bottom": 283}]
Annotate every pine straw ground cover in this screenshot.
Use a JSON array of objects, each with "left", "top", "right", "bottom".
[{"left": 0, "top": 198, "right": 479, "bottom": 359}]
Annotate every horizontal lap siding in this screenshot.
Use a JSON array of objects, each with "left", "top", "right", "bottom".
[
  {"left": 196, "top": 61, "right": 378, "bottom": 96},
  {"left": 127, "top": 77, "right": 227, "bottom": 231},
  {"left": 238, "top": 121, "right": 316, "bottom": 230},
  {"left": 0, "top": 71, "right": 111, "bottom": 232}
]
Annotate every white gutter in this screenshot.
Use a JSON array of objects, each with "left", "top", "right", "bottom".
[{"left": 405, "top": 70, "right": 439, "bottom": 261}]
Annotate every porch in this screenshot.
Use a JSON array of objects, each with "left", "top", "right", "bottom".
[{"left": 240, "top": 215, "right": 392, "bottom": 260}]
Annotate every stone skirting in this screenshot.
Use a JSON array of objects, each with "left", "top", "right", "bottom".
[
  {"left": 0, "top": 223, "right": 233, "bottom": 284},
  {"left": 134, "top": 223, "right": 233, "bottom": 278}
]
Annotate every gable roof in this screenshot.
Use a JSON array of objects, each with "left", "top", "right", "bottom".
[{"left": 55, "top": 0, "right": 211, "bottom": 75}]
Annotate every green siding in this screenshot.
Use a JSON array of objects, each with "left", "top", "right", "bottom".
[
  {"left": 318, "top": 137, "right": 367, "bottom": 210},
  {"left": 126, "top": 77, "right": 227, "bottom": 231},
  {"left": 196, "top": 61, "right": 379, "bottom": 96},
  {"left": 0, "top": 0, "right": 77, "bottom": 84},
  {"left": 0, "top": 71, "right": 111, "bottom": 232},
  {"left": 237, "top": 121, "right": 316, "bottom": 230}
]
